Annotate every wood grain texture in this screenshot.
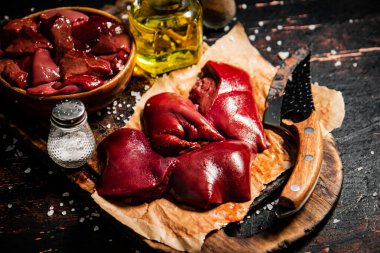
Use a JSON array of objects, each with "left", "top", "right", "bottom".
[
  {"left": 278, "top": 111, "right": 324, "bottom": 213},
  {"left": 0, "top": 0, "right": 379, "bottom": 253}
]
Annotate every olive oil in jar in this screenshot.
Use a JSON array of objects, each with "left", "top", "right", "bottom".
[{"left": 129, "top": 0, "right": 202, "bottom": 75}]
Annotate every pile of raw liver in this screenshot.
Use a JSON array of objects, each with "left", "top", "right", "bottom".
[
  {"left": 0, "top": 9, "right": 131, "bottom": 95},
  {"left": 97, "top": 61, "right": 269, "bottom": 210}
]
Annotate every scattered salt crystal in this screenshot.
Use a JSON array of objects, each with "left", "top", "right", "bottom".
[
  {"left": 333, "top": 218, "right": 340, "bottom": 224},
  {"left": 314, "top": 81, "right": 319, "bottom": 86},
  {"left": 263, "top": 206, "right": 267, "bottom": 210},
  {"left": 144, "top": 85, "right": 150, "bottom": 90},
  {"left": 118, "top": 104, "right": 122, "bottom": 108},
  {"left": 239, "top": 221, "right": 244, "bottom": 224},
  {"left": 121, "top": 14, "right": 128, "bottom": 20},
  {"left": 113, "top": 101, "right": 118, "bottom": 106},
  {"left": 265, "top": 35, "right": 271, "bottom": 41},
  {"left": 120, "top": 114, "right": 124, "bottom": 118},
  {"left": 79, "top": 217, "right": 85, "bottom": 223},
  {"left": 233, "top": 17, "right": 237, "bottom": 21},
  {"left": 353, "top": 62, "right": 358, "bottom": 67},
  {"left": 203, "top": 35, "right": 207, "bottom": 40},
  {"left": 256, "top": 210, "right": 260, "bottom": 215},
  {"left": 277, "top": 25, "right": 283, "bottom": 30},
  {"left": 123, "top": 119, "right": 129, "bottom": 124},
  {"left": 258, "top": 21, "right": 264, "bottom": 27},
  {"left": 331, "top": 49, "right": 337, "bottom": 55},
  {"left": 71, "top": 208, "right": 75, "bottom": 212},
  {"left": 349, "top": 19, "right": 354, "bottom": 23},
  {"left": 97, "top": 112, "right": 101, "bottom": 116},
  {"left": 334, "top": 61, "right": 342, "bottom": 67},
  {"left": 254, "top": 29, "right": 259, "bottom": 34},
  {"left": 86, "top": 215, "right": 90, "bottom": 218},
  {"left": 122, "top": 101, "right": 126, "bottom": 105},
  {"left": 68, "top": 200, "right": 74, "bottom": 205},
  {"left": 24, "top": 168, "right": 31, "bottom": 174},
  {"left": 127, "top": 104, "right": 131, "bottom": 108},
  {"left": 60, "top": 203, "right": 64, "bottom": 207},
  {"left": 116, "top": 117, "right": 120, "bottom": 121},
  {"left": 308, "top": 24, "right": 316, "bottom": 30},
  {"left": 276, "top": 40, "right": 283, "bottom": 46},
  {"left": 2, "top": 134, "right": 6, "bottom": 139},
  {"left": 84, "top": 207, "right": 89, "bottom": 211},
  {"left": 224, "top": 25, "right": 230, "bottom": 32},
  {"left": 5, "top": 145, "right": 15, "bottom": 152},
  {"left": 249, "top": 35, "right": 256, "bottom": 41},
  {"left": 280, "top": 0, "right": 284, "bottom": 5},
  {"left": 278, "top": 51, "right": 290, "bottom": 60},
  {"left": 8, "top": 186, "right": 12, "bottom": 190},
  {"left": 266, "top": 46, "right": 272, "bottom": 52},
  {"left": 13, "top": 138, "right": 18, "bottom": 144},
  {"left": 107, "top": 111, "right": 111, "bottom": 115},
  {"left": 4, "top": 15, "right": 10, "bottom": 20},
  {"left": 8, "top": 203, "right": 12, "bottom": 208},
  {"left": 373, "top": 192, "right": 378, "bottom": 197},
  {"left": 94, "top": 225, "right": 99, "bottom": 231},
  {"left": 241, "top": 3, "right": 247, "bottom": 9},
  {"left": 109, "top": 239, "right": 113, "bottom": 242},
  {"left": 62, "top": 192, "right": 70, "bottom": 197},
  {"left": 91, "top": 212, "right": 100, "bottom": 217},
  {"left": 106, "top": 124, "right": 111, "bottom": 129},
  {"left": 30, "top": 7, "right": 35, "bottom": 12},
  {"left": 267, "top": 204, "right": 273, "bottom": 210},
  {"left": 62, "top": 211, "right": 67, "bottom": 215},
  {"left": 47, "top": 210, "right": 54, "bottom": 216},
  {"left": 48, "top": 171, "right": 53, "bottom": 175},
  {"left": 370, "top": 150, "right": 374, "bottom": 155},
  {"left": 107, "top": 106, "right": 111, "bottom": 110},
  {"left": 89, "top": 217, "right": 93, "bottom": 220},
  {"left": 126, "top": 5, "right": 131, "bottom": 10},
  {"left": 357, "top": 166, "right": 363, "bottom": 171},
  {"left": 49, "top": 206, "right": 54, "bottom": 210}
]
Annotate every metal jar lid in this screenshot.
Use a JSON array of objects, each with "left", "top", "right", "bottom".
[{"left": 51, "top": 99, "right": 87, "bottom": 128}]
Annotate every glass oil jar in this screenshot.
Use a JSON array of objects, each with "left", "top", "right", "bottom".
[
  {"left": 129, "top": 0, "right": 203, "bottom": 75},
  {"left": 47, "top": 99, "right": 96, "bottom": 169}
]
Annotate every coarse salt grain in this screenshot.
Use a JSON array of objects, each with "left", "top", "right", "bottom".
[
  {"left": 249, "top": 35, "right": 256, "bottom": 41},
  {"left": 8, "top": 186, "right": 12, "bottom": 190},
  {"left": 333, "top": 219, "right": 340, "bottom": 224},
  {"left": 47, "top": 210, "right": 54, "bottom": 216},
  {"left": 24, "top": 168, "right": 31, "bottom": 174},
  {"left": 4, "top": 15, "right": 10, "bottom": 20},
  {"left": 62, "top": 211, "right": 67, "bottom": 215},
  {"left": 62, "top": 192, "right": 70, "bottom": 197},
  {"left": 48, "top": 171, "right": 53, "bottom": 175},
  {"left": 254, "top": 29, "right": 259, "bottom": 34},
  {"left": 266, "top": 46, "right": 272, "bottom": 52},
  {"left": 118, "top": 104, "right": 122, "bottom": 108},
  {"left": 278, "top": 51, "right": 290, "bottom": 60},
  {"left": 334, "top": 61, "right": 342, "bottom": 67},
  {"left": 5, "top": 145, "right": 15, "bottom": 152},
  {"left": 276, "top": 40, "right": 282, "bottom": 46},
  {"left": 91, "top": 212, "right": 100, "bottom": 217},
  {"left": 349, "top": 19, "right": 354, "bottom": 23},
  {"left": 113, "top": 101, "right": 118, "bottom": 106},
  {"left": 106, "top": 124, "right": 111, "bottom": 129},
  {"left": 49, "top": 206, "right": 54, "bottom": 210},
  {"left": 8, "top": 204, "right": 12, "bottom": 208},
  {"left": 69, "top": 200, "right": 74, "bottom": 205},
  {"left": 265, "top": 35, "right": 271, "bottom": 41},
  {"left": 370, "top": 150, "right": 374, "bottom": 155},
  {"left": 116, "top": 117, "right": 120, "bottom": 121},
  {"left": 144, "top": 85, "right": 150, "bottom": 90},
  {"left": 353, "top": 62, "right": 358, "bottom": 67},
  {"left": 84, "top": 207, "right": 89, "bottom": 211},
  {"left": 224, "top": 25, "right": 230, "bottom": 32},
  {"left": 308, "top": 24, "right": 316, "bottom": 30},
  {"left": 241, "top": 3, "right": 247, "bottom": 9},
  {"left": 373, "top": 192, "right": 378, "bottom": 197},
  {"left": 256, "top": 210, "right": 260, "bottom": 215},
  {"left": 30, "top": 7, "right": 35, "bottom": 12},
  {"left": 79, "top": 217, "right": 85, "bottom": 223},
  {"left": 233, "top": 17, "right": 237, "bottom": 21},
  {"left": 97, "top": 112, "right": 101, "bottom": 116},
  {"left": 357, "top": 166, "right": 363, "bottom": 171},
  {"left": 267, "top": 204, "right": 273, "bottom": 210},
  {"left": 71, "top": 208, "right": 75, "bottom": 212},
  {"left": 331, "top": 49, "right": 337, "bottom": 55},
  {"left": 258, "top": 21, "right": 264, "bottom": 27},
  {"left": 94, "top": 226, "right": 99, "bottom": 231},
  {"left": 277, "top": 25, "right": 283, "bottom": 30},
  {"left": 60, "top": 203, "right": 64, "bottom": 207}
]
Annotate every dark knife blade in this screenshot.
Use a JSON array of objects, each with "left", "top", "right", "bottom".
[{"left": 263, "top": 47, "right": 323, "bottom": 218}]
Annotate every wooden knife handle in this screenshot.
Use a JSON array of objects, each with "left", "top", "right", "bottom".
[{"left": 278, "top": 111, "right": 323, "bottom": 217}]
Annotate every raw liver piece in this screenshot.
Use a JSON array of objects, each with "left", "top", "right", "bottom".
[
  {"left": 97, "top": 128, "right": 177, "bottom": 204},
  {"left": 143, "top": 92, "right": 224, "bottom": 156},
  {"left": 39, "top": 9, "right": 89, "bottom": 25},
  {"left": 31, "top": 48, "right": 60, "bottom": 86},
  {"left": 0, "top": 59, "right": 28, "bottom": 89},
  {"left": 1, "top": 18, "right": 37, "bottom": 47},
  {"left": 50, "top": 17, "right": 75, "bottom": 60},
  {"left": 64, "top": 75, "right": 104, "bottom": 91},
  {"left": 169, "top": 140, "right": 252, "bottom": 210},
  {"left": 190, "top": 61, "right": 270, "bottom": 152}
]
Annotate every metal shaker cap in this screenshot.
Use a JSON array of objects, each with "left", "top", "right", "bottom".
[{"left": 51, "top": 99, "right": 87, "bottom": 127}]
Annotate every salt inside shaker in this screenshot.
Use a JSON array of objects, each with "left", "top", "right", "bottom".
[{"left": 47, "top": 99, "right": 96, "bottom": 168}]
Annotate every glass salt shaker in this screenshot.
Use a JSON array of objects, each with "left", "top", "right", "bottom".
[{"left": 47, "top": 99, "right": 96, "bottom": 169}]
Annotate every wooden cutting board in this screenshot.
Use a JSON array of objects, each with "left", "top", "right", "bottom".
[{"left": 0, "top": 75, "right": 343, "bottom": 253}]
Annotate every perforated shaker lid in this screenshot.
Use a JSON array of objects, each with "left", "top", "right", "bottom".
[{"left": 51, "top": 99, "right": 87, "bottom": 127}]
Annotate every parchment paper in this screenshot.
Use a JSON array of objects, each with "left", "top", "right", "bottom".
[{"left": 91, "top": 23, "right": 345, "bottom": 252}]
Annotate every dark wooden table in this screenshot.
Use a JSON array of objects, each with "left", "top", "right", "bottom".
[{"left": 0, "top": 0, "right": 379, "bottom": 252}]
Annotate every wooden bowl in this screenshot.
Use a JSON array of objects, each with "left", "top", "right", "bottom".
[{"left": 0, "top": 7, "right": 136, "bottom": 119}]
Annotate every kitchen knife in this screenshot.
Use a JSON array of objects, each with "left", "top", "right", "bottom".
[{"left": 263, "top": 47, "right": 323, "bottom": 218}]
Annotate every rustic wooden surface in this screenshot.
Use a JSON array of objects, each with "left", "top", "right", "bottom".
[{"left": 0, "top": 0, "right": 379, "bottom": 252}]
